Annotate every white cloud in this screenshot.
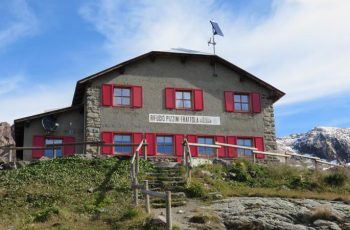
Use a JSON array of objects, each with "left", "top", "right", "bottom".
[
  {"left": 0, "top": 79, "right": 74, "bottom": 124},
  {"left": 0, "top": 75, "right": 24, "bottom": 95},
  {"left": 0, "top": 0, "right": 39, "bottom": 51},
  {"left": 80, "top": 0, "right": 350, "bottom": 105}
]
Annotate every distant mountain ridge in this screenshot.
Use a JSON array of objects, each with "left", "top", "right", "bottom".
[{"left": 277, "top": 127, "right": 350, "bottom": 163}]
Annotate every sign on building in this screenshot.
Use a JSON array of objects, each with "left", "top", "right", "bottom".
[{"left": 149, "top": 114, "right": 220, "bottom": 125}]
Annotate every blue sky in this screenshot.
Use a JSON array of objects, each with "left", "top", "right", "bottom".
[{"left": 1, "top": 0, "right": 350, "bottom": 137}]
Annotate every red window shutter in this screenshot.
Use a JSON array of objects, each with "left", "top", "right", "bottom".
[
  {"left": 132, "top": 133, "right": 143, "bottom": 154},
  {"left": 63, "top": 136, "right": 76, "bottom": 156},
  {"left": 165, "top": 88, "right": 175, "bottom": 109},
  {"left": 227, "top": 136, "right": 237, "bottom": 158},
  {"left": 215, "top": 136, "right": 226, "bottom": 158},
  {"left": 132, "top": 86, "right": 143, "bottom": 108},
  {"left": 101, "top": 132, "right": 113, "bottom": 155},
  {"left": 251, "top": 93, "right": 261, "bottom": 113},
  {"left": 102, "top": 84, "right": 113, "bottom": 106},
  {"left": 193, "top": 89, "right": 204, "bottom": 111},
  {"left": 186, "top": 135, "right": 198, "bottom": 157},
  {"left": 175, "top": 134, "right": 184, "bottom": 163},
  {"left": 224, "top": 91, "right": 234, "bottom": 112},
  {"left": 32, "top": 135, "right": 45, "bottom": 159},
  {"left": 254, "top": 136, "right": 265, "bottom": 159},
  {"left": 145, "top": 133, "right": 156, "bottom": 156}
]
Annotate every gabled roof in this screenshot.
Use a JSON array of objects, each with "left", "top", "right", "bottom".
[{"left": 72, "top": 51, "right": 285, "bottom": 105}]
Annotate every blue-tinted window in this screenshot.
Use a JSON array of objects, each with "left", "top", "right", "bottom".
[
  {"left": 198, "top": 137, "right": 214, "bottom": 156},
  {"left": 114, "top": 134, "right": 132, "bottom": 154},
  {"left": 157, "top": 136, "right": 173, "bottom": 155},
  {"left": 45, "top": 138, "right": 62, "bottom": 158},
  {"left": 234, "top": 94, "right": 250, "bottom": 112},
  {"left": 114, "top": 87, "right": 131, "bottom": 106},
  {"left": 237, "top": 138, "right": 253, "bottom": 156},
  {"left": 176, "top": 91, "right": 192, "bottom": 109}
]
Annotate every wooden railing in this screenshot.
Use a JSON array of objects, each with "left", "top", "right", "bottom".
[{"left": 129, "top": 139, "right": 172, "bottom": 230}]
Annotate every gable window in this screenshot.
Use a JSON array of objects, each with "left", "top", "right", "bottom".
[
  {"left": 45, "top": 138, "right": 62, "bottom": 158},
  {"left": 176, "top": 90, "right": 192, "bottom": 109},
  {"left": 114, "top": 87, "right": 131, "bottom": 106},
  {"left": 198, "top": 137, "right": 214, "bottom": 156},
  {"left": 114, "top": 134, "right": 132, "bottom": 154},
  {"left": 237, "top": 138, "right": 253, "bottom": 156},
  {"left": 234, "top": 94, "right": 250, "bottom": 112},
  {"left": 156, "top": 136, "right": 174, "bottom": 155}
]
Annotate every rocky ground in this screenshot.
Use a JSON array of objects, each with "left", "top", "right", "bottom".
[
  {"left": 209, "top": 197, "right": 350, "bottom": 230},
  {"left": 152, "top": 197, "right": 350, "bottom": 229}
]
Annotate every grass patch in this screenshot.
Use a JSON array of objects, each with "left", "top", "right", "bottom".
[{"left": 0, "top": 157, "right": 152, "bottom": 229}]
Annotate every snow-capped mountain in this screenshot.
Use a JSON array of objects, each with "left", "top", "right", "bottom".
[{"left": 277, "top": 127, "right": 350, "bottom": 163}]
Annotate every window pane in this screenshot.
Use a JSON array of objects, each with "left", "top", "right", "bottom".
[
  {"left": 45, "top": 139, "right": 54, "bottom": 145},
  {"left": 234, "top": 95, "right": 241, "bottom": 102},
  {"left": 157, "top": 145, "right": 165, "bottom": 154},
  {"left": 244, "top": 139, "right": 252, "bottom": 146},
  {"left": 234, "top": 103, "right": 242, "bottom": 111},
  {"left": 114, "top": 88, "right": 122, "bottom": 96},
  {"left": 157, "top": 136, "right": 164, "bottom": 144},
  {"left": 165, "top": 146, "right": 173, "bottom": 154},
  {"left": 176, "top": 92, "right": 183, "bottom": 99},
  {"left": 115, "top": 97, "right": 122, "bottom": 105},
  {"left": 123, "top": 135, "right": 131, "bottom": 142},
  {"left": 198, "top": 147, "right": 205, "bottom": 154},
  {"left": 115, "top": 135, "right": 123, "bottom": 142},
  {"left": 176, "top": 100, "right": 183, "bottom": 108},
  {"left": 241, "top": 95, "right": 249, "bottom": 103},
  {"left": 198, "top": 138, "right": 205, "bottom": 144},
  {"left": 183, "top": 92, "right": 191, "bottom": 99},
  {"left": 122, "top": 88, "right": 130, "bottom": 96},
  {"left": 115, "top": 146, "right": 122, "bottom": 152},
  {"left": 122, "top": 98, "right": 130, "bottom": 105},
  {"left": 237, "top": 139, "right": 244, "bottom": 146},
  {"left": 124, "top": 146, "right": 132, "bottom": 153},
  {"left": 242, "top": 103, "right": 249, "bottom": 111},
  {"left": 183, "top": 100, "right": 191, "bottom": 108},
  {"left": 164, "top": 137, "right": 173, "bottom": 144},
  {"left": 205, "top": 138, "right": 213, "bottom": 145},
  {"left": 237, "top": 149, "right": 244, "bottom": 155},
  {"left": 245, "top": 150, "right": 253, "bottom": 156}
]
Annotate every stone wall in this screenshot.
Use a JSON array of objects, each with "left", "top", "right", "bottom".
[
  {"left": 262, "top": 93, "right": 277, "bottom": 151},
  {"left": 85, "top": 86, "right": 101, "bottom": 154}
]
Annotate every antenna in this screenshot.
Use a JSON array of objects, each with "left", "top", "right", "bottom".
[{"left": 208, "top": 20, "right": 224, "bottom": 55}]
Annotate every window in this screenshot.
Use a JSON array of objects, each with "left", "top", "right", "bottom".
[
  {"left": 114, "top": 134, "right": 132, "bottom": 154},
  {"left": 45, "top": 138, "right": 62, "bottom": 158},
  {"left": 237, "top": 138, "right": 253, "bottom": 156},
  {"left": 114, "top": 87, "right": 131, "bottom": 106},
  {"left": 156, "top": 136, "right": 174, "bottom": 155},
  {"left": 198, "top": 137, "right": 214, "bottom": 156},
  {"left": 175, "top": 91, "right": 192, "bottom": 109},
  {"left": 234, "top": 94, "right": 250, "bottom": 112}
]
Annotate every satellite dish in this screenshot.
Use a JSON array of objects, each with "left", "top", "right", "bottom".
[{"left": 42, "top": 116, "right": 59, "bottom": 132}]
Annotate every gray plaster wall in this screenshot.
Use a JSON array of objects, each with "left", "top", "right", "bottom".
[
  {"left": 22, "top": 109, "right": 84, "bottom": 161},
  {"left": 87, "top": 55, "right": 278, "bottom": 150}
]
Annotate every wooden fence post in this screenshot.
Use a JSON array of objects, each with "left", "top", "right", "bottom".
[
  {"left": 314, "top": 159, "right": 318, "bottom": 172},
  {"left": 253, "top": 152, "right": 256, "bottom": 164},
  {"left": 133, "top": 177, "right": 139, "bottom": 206},
  {"left": 144, "top": 140, "right": 148, "bottom": 160},
  {"left": 53, "top": 146, "right": 56, "bottom": 159},
  {"left": 216, "top": 148, "right": 219, "bottom": 160},
  {"left": 136, "top": 151, "right": 140, "bottom": 175},
  {"left": 144, "top": 180, "right": 150, "bottom": 214},
  {"left": 182, "top": 139, "right": 187, "bottom": 166},
  {"left": 166, "top": 191, "right": 172, "bottom": 230}
]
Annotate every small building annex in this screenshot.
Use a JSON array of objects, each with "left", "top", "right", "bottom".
[{"left": 14, "top": 50, "right": 285, "bottom": 161}]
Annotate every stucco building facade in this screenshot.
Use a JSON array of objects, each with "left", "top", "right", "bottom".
[{"left": 14, "top": 51, "right": 284, "bottom": 161}]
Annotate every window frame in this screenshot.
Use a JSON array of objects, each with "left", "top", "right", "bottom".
[
  {"left": 156, "top": 135, "right": 174, "bottom": 155},
  {"left": 113, "top": 133, "right": 133, "bottom": 155},
  {"left": 44, "top": 137, "right": 63, "bottom": 158},
  {"left": 236, "top": 137, "right": 254, "bottom": 156},
  {"left": 113, "top": 85, "right": 133, "bottom": 108},
  {"left": 234, "top": 93, "right": 251, "bottom": 113},
  {"left": 197, "top": 136, "right": 215, "bottom": 156},
  {"left": 175, "top": 89, "right": 193, "bottom": 110}
]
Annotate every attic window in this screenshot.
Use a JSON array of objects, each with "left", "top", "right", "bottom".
[
  {"left": 114, "top": 87, "right": 131, "bottom": 106},
  {"left": 234, "top": 94, "right": 250, "bottom": 112}
]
